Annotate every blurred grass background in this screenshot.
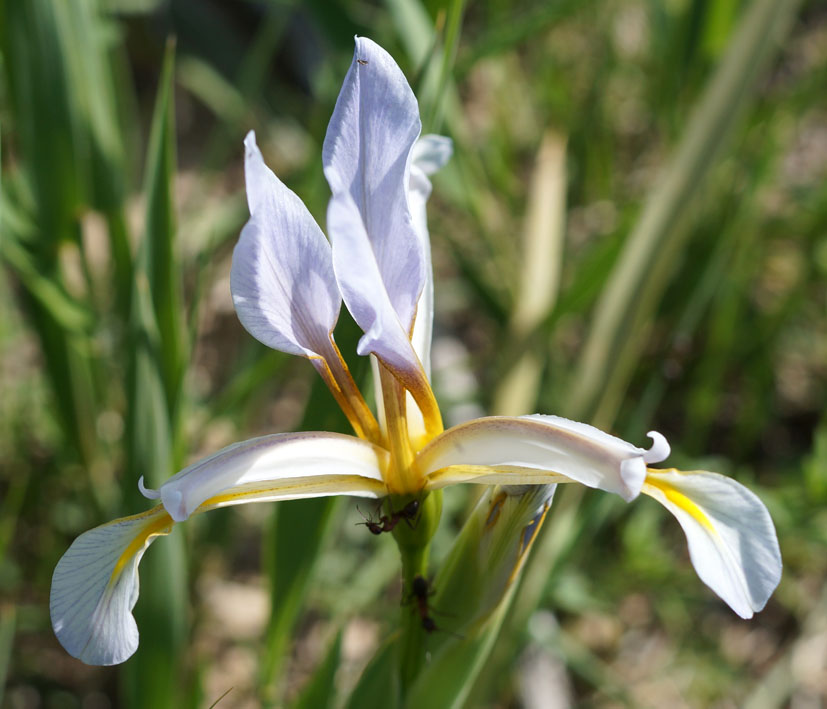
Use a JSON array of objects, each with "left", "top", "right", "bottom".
[{"left": 1, "top": 0, "right": 825, "bottom": 707}]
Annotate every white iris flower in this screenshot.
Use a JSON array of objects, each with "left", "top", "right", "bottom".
[{"left": 50, "top": 37, "right": 781, "bottom": 666}]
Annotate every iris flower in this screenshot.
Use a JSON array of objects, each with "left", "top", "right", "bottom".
[{"left": 51, "top": 37, "right": 782, "bottom": 666}]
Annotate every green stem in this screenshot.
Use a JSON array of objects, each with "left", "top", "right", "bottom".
[{"left": 392, "top": 489, "right": 443, "bottom": 692}]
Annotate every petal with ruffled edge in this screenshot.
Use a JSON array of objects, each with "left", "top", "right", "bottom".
[
  {"left": 323, "top": 37, "right": 424, "bottom": 374},
  {"left": 642, "top": 469, "right": 782, "bottom": 618},
  {"left": 231, "top": 131, "right": 341, "bottom": 358},
  {"left": 156, "top": 431, "right": 389, "bottom": 522},
  {"left": 417, "top": 415, "right": 670, "bottom": 501},
  {"left": 50, "top": 506, "right": 173, "bottom": 665}
]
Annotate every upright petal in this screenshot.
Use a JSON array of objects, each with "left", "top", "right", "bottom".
[
  {"left": 409, "top": 134, "right": 452, "bottom": 375},
  {"left": 50, "top": 506, "right": 173, "bottom": 665},
  {"left": 643, "top": 469, "right": 782, "bottom": 618},
  {"left": 323, "top": 37, "right": 425, "bottom": 373},
  {"left": 158, "top": 432, "right": 389, "bottom": 522},
  {"left": 231, "top": 131, "right": 341, "bottom": 358},
  {"left": 417, "top": 415, "right": 669, "bottom": 501}
]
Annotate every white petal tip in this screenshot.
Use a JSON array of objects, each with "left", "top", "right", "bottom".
[
  {"left": 161, "top": 488, "right": 188, "bottom": 522},
  {"left": 644, "top": 431, "right": 671, "bottom": 464},
  {"left": 244, "top": 130, "right": 256, "bottom": 149},
  {"left": 138, "top": 476, "right": 160, "bottom": 500}
]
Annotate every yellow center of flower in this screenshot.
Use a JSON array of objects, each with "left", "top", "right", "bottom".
[{"left": 317, "top": 334, "right": 444, "bottom": 496}]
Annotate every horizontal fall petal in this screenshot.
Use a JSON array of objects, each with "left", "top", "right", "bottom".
[
  {"left": 643, "top": 469, "right": 782, "bottom": 618},
  {"left": 52, "top": 434, "right": 389, "bottom": 667},
  {"left": 323, "top": 37, "right": 425, "bottom": 365},
  {"left": 417, "top": 415, "right": 669, "bottom": 501},
  {"left": 425, "top": 464, "right": 570, "bottom": 489},
  {"left": 231, "top": 131, "right": 341, "bottom": 358},
  {"left": 157, "top": 432, "right": 389, "bottom": 522},
  {"left": 50, "top": 506, "right": 173, "bottom": 665}
]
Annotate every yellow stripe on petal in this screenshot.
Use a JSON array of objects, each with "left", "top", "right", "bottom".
[
  {"left": 643, "top": 472, "right": 715, "bottom": 533},
  {"left": 425, "top": 464, "right": 569, "bottom": 490},
  {"left": 111, "top": 509, "right": 174, "bottom": 580},
  {"left": 195, "top": 475, "right": 387, "bottom": 512},
  {"left": 50, "top": 505, "right": 173, "bottom": 666},
  {"left": 159, "top": 432, "right": 389, "bottom": 522},
  {"left": 641, "top": 468, "right": 782, "bottom": 619}
]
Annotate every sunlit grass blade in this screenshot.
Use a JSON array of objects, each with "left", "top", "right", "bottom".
[
  {"left": 0, "top": 0, "right": 103, "bottom": 472},
  {"left": 493, "top": 130, "right": 567, "bottom": 416},
  {"left": 424, "top": 0, "right": 466, "bottom": 133},
  {"left": 142, "top": 38, "right": 187, "bottom": 424},
  {"left": 567, "top": 0, "right": 804, "bottom": 424}
]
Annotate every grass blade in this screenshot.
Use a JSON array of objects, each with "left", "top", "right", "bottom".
[
  {"left": 567, "top": 0, "right": 803, "bottom": 423},
  {"left": 121, "top": 42, "right": 189, "bottom": 708},
  {"left": 292, "top": 630, "right": 343, "bottom": 709}
]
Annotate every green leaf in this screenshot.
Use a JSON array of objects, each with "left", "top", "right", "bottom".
[
  {"left": 139, "top": 38, "right": 187, "bottom": 425},
  {"left": 121, "top": 42, "right": 188, "bottom": 709},
  {"left": 292, "top": 630, "right": 343, "bottom": 709},
  {"left": 567, "top": 0, "right": 804, "bottom": 424},
  {"left": 0, "top": 604, "right": 14, "bottom": 706},
  {"left": 344, "top": 637, "right": 400, "bottom": 709},
  {"left": 260, "top": 496, "right": 338, "bottom": 700},
  {"left": 259, "top": 309, "right": 368, "bottom": 700}
]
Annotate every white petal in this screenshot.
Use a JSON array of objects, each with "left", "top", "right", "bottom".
[
  {"left": 411, "top": 134, "right": 453, "bottom": 178},
  {"left": 323, "top": 37, "right": 425, "bottom": 367},
  {"left": 417, "top": 415, "right": 664, "bottom": 501},
  {"left": 426, "top": 464, "right": 569, "bottom": 489},
  {"left": 326, "top": 192, "right": 423, "bottom": 376},
  {"left": 405, "top": 135, "right": 452, "bottom": 442},
  {"left": 409, "top": 134, "right": 452, "bottom": 373},
  {"left": 159, "top": 432, "right": 389, "bottom": 522},
  {"left": 50, "top": 506, "right": 173, "bottom": 665},
  {"left": 643, "top": 469, "right": 782, "bottom": 618},
  {"left": 231, "top": 131, "right": 341, "bottom": 358}
]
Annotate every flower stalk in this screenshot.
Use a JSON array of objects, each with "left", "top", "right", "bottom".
[{"left": 392, "top": 489, "right": 443, "bottom": 689}]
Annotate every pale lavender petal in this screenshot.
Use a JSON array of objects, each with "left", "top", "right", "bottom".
[
  {"left": 409, "top": 134, "right": 452, "bottom": 376},
  {"left": 50, "top": 507, "right": 173, "bottom": 665},
  {"left": 231, "top": 131, "right": 341, "bottom": 358},
  {"left": 323, "top": 37, "right": 424, "bottom": 369},
  {"left": 643, "top": 470, "right": 782, "bottom": 618},
  {"left": 159, "top": 431, "right": 388, "bottom": 522},
  {"left": 418, "top": 415, "right": 665, "bottom": 501}
]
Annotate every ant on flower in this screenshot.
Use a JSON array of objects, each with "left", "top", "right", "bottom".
[
  {"left": 407, "top": 574, "right": 437, "bottom": 633},
  {"left": 357, "top": 498, "right": 420, "bottom": 535},
  {"left": 405, "top": 575, "right": 464, "bottom": 637}
]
